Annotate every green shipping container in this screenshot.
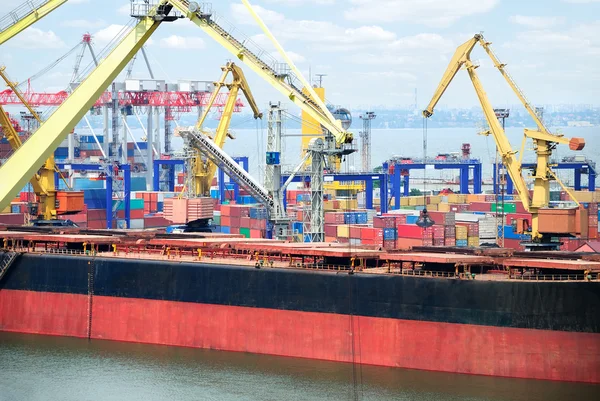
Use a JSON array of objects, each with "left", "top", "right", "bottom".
[
  {"left": 400, "top": 206, "right": 416, "bottom": 210},
  {"left": 240, "top": 227, "right": 250, "bottom": 238},
  {"left": 213, "top": 216, "right": 221, "bottom": 225},
  {"left": 112, "top": 198, "right": 144, "bottom": 211},
  {"left": 491, "top": 202, "right": 517, "bottom": 213}
]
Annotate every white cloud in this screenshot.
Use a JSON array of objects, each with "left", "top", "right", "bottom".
[
  {"left": 94, "top": 24, "right": 128, "bottom": 47},
  {"left": 158, "top": 35, "right": 206, "bottom": 49},
  {"left": 561, "top": 0, "right": 600, "bottom": 3},
  {"left": 509, "top": 15, "right": 565, "bottom": 29},
  {"left": 61, "top": 19, "right": 106, "bottom": 29},
  {"left": 264, "top": 0, "right": 335, "bottom": 4},
  {"left": 286, "top": 51, "right": 306, "bottom": 63},
  {"left": 117, "top": 4, "right": 130, "bottom": 16},
  {"left": 344, "top": 0, "right": 499, "bottom": 27},
  {"left": 231, "top": 4, "right": 286, "bottom": 25},
  {"left": 5, "top": 28, "right": 65, "bottom": 49}
]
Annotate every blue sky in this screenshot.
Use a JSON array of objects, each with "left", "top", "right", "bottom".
[{"left": 2, "top": 0, "right": 599, "bottom": 111}]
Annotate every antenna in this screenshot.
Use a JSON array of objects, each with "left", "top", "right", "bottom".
[{"left": 315, "top": 74, "right": 327, "bottom": 88}]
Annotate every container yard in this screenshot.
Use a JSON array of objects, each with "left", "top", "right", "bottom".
[{"left": 0, "top": 0, "right": 599, "bottom": 390}]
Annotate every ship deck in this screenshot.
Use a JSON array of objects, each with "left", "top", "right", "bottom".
[{"left": 1, "top": 227, "right": 600, "bottom": 279}]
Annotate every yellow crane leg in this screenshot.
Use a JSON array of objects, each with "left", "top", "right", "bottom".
[
  {"left": 0, "top": 0, "right": 68, "bottom": 46},
  {"left": 0, "top": 16, "right": 162, "bottom": 213}
]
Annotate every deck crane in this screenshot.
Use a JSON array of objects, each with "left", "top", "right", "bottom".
[
  {"left": 423, "top": 33, "right": 586, "bottom": 241},
  {"left": 0, "top": 0, "right": 67, "bottom": 46},
  {"left": 165, "top": 0, "right": 353, "bottom": 155},
  {"left": 0, "top": 2, "right": 181, "bottom": 213},
  {"left": 185, "top": 62, "right": 262, "bottom": 198}
]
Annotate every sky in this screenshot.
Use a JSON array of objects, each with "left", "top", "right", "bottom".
[{"left": 1, "top": 0, "right": 599, "bottom": 111}]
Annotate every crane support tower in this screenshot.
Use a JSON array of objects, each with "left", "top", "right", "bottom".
[
  {"left": 423, "top": 33, "right": 586, "bottom": 241},
  {"left": 359, "top": 111, "right": 376, "bottom": 172}
]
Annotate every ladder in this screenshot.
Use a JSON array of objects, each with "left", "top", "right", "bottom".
[
  {"left": 0, "top": 251, "right": 19, "bottom": 283},
  {"left": 177, "top": 127, "right": 273, "bottom": 209}
]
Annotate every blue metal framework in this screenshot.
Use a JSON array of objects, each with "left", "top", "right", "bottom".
[
  {"left": 152, "top": 159, "right": 184, "bottom": 192},
  {"left": 218, "top": 156, "right": 249, "bottom": 203},
  {"left": 280, "top": 173, "right": 388, "bottom": 213},
  {"left": 383, "top": 159, "right": 483, "bottom": 210},
  {"left": 55, "top": 162, "right": 131, "bottom": 229},
  {"left": 494, "top": 161, "right": 597, "bottom": 195}
]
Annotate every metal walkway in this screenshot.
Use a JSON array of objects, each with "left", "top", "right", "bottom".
[
  {"left": 176, "top": 127, "right": 273, "bottom": 208},
  {"left": 0, "top": 251, "right": 20, "bottom": 283}
]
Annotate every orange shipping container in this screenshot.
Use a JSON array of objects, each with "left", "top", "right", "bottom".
[{"left": 56, "top": 191, "right": 85, "bottom": 214}]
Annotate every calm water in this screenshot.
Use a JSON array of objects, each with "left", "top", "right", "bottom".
[{"left": 0, "top": 332, "right": 597, "bottom": 401}]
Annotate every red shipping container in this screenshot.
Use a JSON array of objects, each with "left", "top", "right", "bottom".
[
  {"left": 87, "top": 220, "right": 105, "bottom": 229},
  {"left": 373, "top": 216, "right": 395, "bottom": 229},
  {"left": 19, "top": 192, "right": 36, "bottom": 202},
  {"left": 422, "top": 237, "right": 434, "bottom": 246},
  {"left": 468, "top": 202, "right": 492, "bottom": 212},
  {"left": 383, "top": 239, "right": 396, "bottom": 250},
  {"left": 467, "top": 223, "right": 479, "bottom": 237},
  {"left": 296, "top": 210, "right": 304, "bottom": 221},
  {"left": 230, "top": 226, "right": 240, "bottom": 234},
  {"left": 505, "top": 213, "right": 532, "bottom": 226},
  {"left": 445, "top": 238, "right": 456, "bottom": 246},
  {"left": 220, "top": 204, "right": 231, "bottom": 216},
  {"left": 0, "top": 213, "right": 26, "bottom": 225},
  {"left": 433, "top": 225, "right": 445, "bottom": 239},
  {"left": 515, "top": 202, "right": 527, "bottom": 214},
  {"left": 503, "top": 238, "right": 524, "bottom": 251},
  {"left": 87, "top": 209, "right": 106, "bottom": 221},
  {"left": 589, "top": 226, "right": 598, "bottom": 239},
  {"left": 249, "top": 229, "right": 264, "bottom": 238},
  {"left": 396, "top": 237, "right": 423, "bottom": 250},
  {"left": 221, "top": 216, "right": 231, "bottom": 227},
  {"left": 361, "top": 227, "right": 382, "bottom": 240},
  {"left": 337, "top": 237, "right": 349, "bottom": 244},
  {"left": 324, "top": 224, "right": 338, "bottom": 237},
  {"left": 229, "top": 217, "right": 241, "bottom": 228},
  {"left": 350, "top": 225, "right": 363, "bottom": 239},
  {"left": 433, "top": 239, "right": 445, "bottom": 246},
  {"left": 240, "top": 217, "right": 251, "bottom": 228},
  {"left": 325, "top": 212, "right": 345, "bottom": 224},
  {"left": 397, "top": 224, "right": 432, "bottom": 239},
  {"left": 427, "top": 211, "right": 455, "bottom": 226},
  {"left": 444, "top": 225, "right": 456, "bottom": 238}
]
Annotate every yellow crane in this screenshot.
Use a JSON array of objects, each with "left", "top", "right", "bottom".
[
  {"left": 0, "top": 0, "right": 77, "bottom": 220},
  {"left": 0, "top": 0, "right": 67, "bottom": 46},
  {"left": 167, "top": 0, "right": 352, "bottom": 148},
  {"left": 423, "top": 33, "right": 585, "bottom": 241},
  {"left": 187, "top": 62, "right": 262, "bottom": 197}
]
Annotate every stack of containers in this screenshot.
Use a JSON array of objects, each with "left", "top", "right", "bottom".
[
  {"left": 396, "top": 224, "right": 433, "bottom": 248},
  {"left": 249, "top": 206, "right": 267, "bottom": 238},
  {"left": 114, "top": 198, "right": 145, "bottom": 229},
  {"left": 455, "top": 225, "right": 468, "bottom": 247},
  {"left": 478, "top": 217, "right": 498, "bottom": 245},
  {"left": 135, "top": 192, "right": 159, "bottom": 214},
  {"left": 588, "top": 202, "right": 598, "bottom": 239},
  {"left": 84, "top": 188, "right": 107, "bottom": 229},
  {"left": 466, "top": 223, "right": 479, "bottom": 247}
]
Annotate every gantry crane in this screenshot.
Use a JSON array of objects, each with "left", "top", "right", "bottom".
[
  {"left": 185, "top": 62, "right": 262, "bottom": 197},
  {"left": 423, "top": 33, "right": 585, "bottom": 241},
  {"left": 0, "top": 0, "right": 67, "bottom": 46}
]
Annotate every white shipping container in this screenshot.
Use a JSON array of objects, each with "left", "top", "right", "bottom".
[{"left": 130, "top": 218, "right": 145, "bottom": 229}]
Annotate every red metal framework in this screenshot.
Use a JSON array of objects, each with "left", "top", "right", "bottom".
[{"left": 0, "top": 89, "right": 244, "bottom": 110}]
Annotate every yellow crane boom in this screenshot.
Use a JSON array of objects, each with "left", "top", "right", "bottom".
[
  {"left": 189, "top": 62, "right": 262, "bottom": 196},
  {"left": 0, "top": 0, "right": 67, "bottom": 46},
  {"left": 423, "top": 34, "right": 585, "bottom": 240},
  {"left": 0, "top": 5, "right": 169, "bottom": 213},
  {"left": 166, "top": 0, "right": 352, "bottom": 146}
]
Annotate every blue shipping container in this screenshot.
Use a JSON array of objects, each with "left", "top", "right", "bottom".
[
  {"left": 406, "top": 215, "right": 418, "bottom": 224},
  {"left": 456, "top": 239, "right": 468, "bottom": 247},
  {"left": 383, "top": 228, "right": 398, "bottom": 240},
  {"left": 292, "top": 222, "right": 303, "bottom": 234},
  {"left": 356, "top": 212, "right": 368, "bottom": 224},
  {"left": 344, "top": 212, "right": 357, "bottom": 225},
  {"left": 221, "top": 226, "right": 231, "bottom": 234}
]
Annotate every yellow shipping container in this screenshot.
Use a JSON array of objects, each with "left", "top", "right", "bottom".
[
  {"left": 438, "top": 203, "right": 450, "bottom": 212},
  {"left": 456, "top": 225, "right": 468, "bottom": 240},
  {"left": 427, "top": 195, "right": 441, "bottom": 205},
  {"left": 324, "top": 201, "right": 335, "bottom": 211},
  {"left": 467, "top": 237, "right": 479, "bottom": 247},
  {"left": 466, "top": 194, "right": 485, "bottom": 203},
  {"left": 337, "top": 225, "right": 349, "bottom": 238},
  {"left": 338, "top": 199, "right": 358, "bottom": 210},
  {"left": 448, "top": 194, "right": 467, "bottom": 204},
  {"left": 409, "top": 196, "right": 425, "bottom": 206},
  {"left": 400, "top": 197, "right": 409, "bottom": 206},
  {"left": 427, "top": 203, "right": 438, "bottom": 211},
  {"left": 573, "top": 191, "right": 594, "bottom": 203}
]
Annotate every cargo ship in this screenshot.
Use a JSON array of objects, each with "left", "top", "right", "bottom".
[{"left": 1, "top": 228, "right": 599, "bottom": 384}]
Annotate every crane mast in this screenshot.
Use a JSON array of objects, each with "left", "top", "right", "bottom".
[
  {"left": 187, "top": 62, "right": 262, "bottom": 197},
  {"left": 0, "top": 0, "right": 67, "bottom": 45},
  {"left": 423, "top": 34, "right": 585, "bottom": 240},
  {"left": 0, "top": 3, "right": 176, "bottom": 213},
  {"left": 166, "top": 0, "right": 352, "bottom": 147}
]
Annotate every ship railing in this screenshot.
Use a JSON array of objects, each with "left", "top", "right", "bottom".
[
  {"left": 399, "top": 269, "right": 460, "bottom": 279},
  {"left": 510, "top": 273, "right": 591, "bottom": 281}
]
